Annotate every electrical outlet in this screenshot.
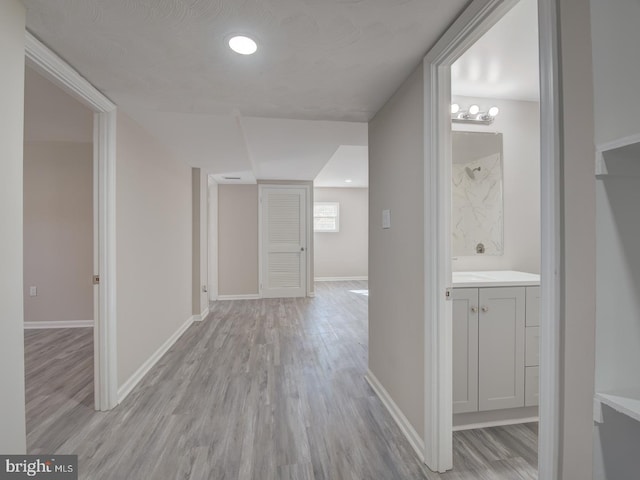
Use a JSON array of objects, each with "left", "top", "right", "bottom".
[{"left": 29, "top": 286, "right": 37, "bottom": 297}]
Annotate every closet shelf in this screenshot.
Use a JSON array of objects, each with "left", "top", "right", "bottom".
[
  {"left": 594, "top": 389, "right": 640, "bottom": 424},
  {"left": 596, "top": 133, "right": 640, "bottom": 176}
]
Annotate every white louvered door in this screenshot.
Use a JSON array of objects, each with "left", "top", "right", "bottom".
[{"left": 260, "top": 187, "right": 306, "bottom": 298}]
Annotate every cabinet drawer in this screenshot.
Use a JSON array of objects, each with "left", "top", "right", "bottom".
[
  {"left": 525, "top": 327, "right": 540, "bottom": 366},
  {"left": 525, "top": 366, "right": 539, "bottom": 407},
  {"left": 526, "top": 286, "right": 540, "bottom": 326}
]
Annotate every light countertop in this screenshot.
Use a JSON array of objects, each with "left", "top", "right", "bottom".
[{"left": 452, "top": 270, "right": 540, "bottom": 288}]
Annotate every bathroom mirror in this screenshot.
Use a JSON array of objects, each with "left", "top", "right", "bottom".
[{"left": 452, "top": 131, "right": 504, "bottom": 256}]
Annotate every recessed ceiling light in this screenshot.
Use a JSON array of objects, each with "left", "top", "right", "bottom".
[
  {"left": 228, "top": 35, "right": 257, "bottom": 55},
  {"left": 345, "top": 179, "right": 353, "bottom": 183}
]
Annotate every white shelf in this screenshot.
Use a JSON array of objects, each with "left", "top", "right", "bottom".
[
  {"left": 596, "top": 133, "right": 640, "bottom": 176},
  {"left": 594, "top": 389, "right": 640, "bottom": 424}
]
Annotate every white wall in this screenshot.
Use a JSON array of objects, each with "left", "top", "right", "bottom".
[
  {"left": 314, "top": 187, "right": 368, "bottom": 279},
  {"left": 218, "top": 184, "right": 259, "bottom": 296},
  {"left": 116, "top": 111, "right": 192, "bottom": 386},
  {"left": 368, "top": 65, "right": 425, "bottom": 439},
  {"left": 0, "top": 0, "right": 27, "bottom": 453},
  {"left": 558, "top": 0, "right": 597, "bottom": 478},
  {"left": 590, "top": 0, "right": 640, "bottom": 478},
  {"left": 208, "top": 179, "right": 218, "bottom": 300},
  {"left": 451, "top": 96, "right": 540, "bottom": 274},
  {"left": 23, "top": 142, "right": 94, "bottom": 324},
  {"left": 191, "top": 168, "right": 208, "bottom": 316}
]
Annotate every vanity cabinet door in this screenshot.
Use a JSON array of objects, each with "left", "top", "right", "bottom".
[
  {"left": 478, "top": 287, "right": 526, "bottom": 411},
  {"left": 452, "top": 288, "right": 479, "bottom": 414}
]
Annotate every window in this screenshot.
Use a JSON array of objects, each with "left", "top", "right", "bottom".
[{"left": 314, "top": 202, "right": 339, "bottom": 232}]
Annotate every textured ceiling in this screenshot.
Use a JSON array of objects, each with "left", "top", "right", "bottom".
[
  {"left": 24, "top": 0, "right": 468, "bottom": 122},
  {"left": 452, "top": 0, "right": 539, "bottom": 102},
  {"left": 23, "top": 0, "right": 470, "bottom": 185}
]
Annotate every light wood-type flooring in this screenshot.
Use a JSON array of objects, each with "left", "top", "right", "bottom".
[{"left": 24, "top": 281, "right": 537, "bottom": 479}]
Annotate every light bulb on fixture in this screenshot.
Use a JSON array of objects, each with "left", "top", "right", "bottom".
[
  {"left": 468, "top": 104, "right": 480, "bottom": 115},
  {"left": 451, "top": 103, "right": 460, "bottom": 114},
  {"left": 488, "top": 106, "right": 500, "bottom": 117},
  {"left": 228, "top": 35, "right": 258, "bottom": 55}
]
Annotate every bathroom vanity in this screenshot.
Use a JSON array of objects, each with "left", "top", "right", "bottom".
[{"left": 452, "top": 270, "right": 540, "bottom": 426}]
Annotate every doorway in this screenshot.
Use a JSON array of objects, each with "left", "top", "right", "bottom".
[
  {"left": 423, "top": 0, "right": 561, "bottom": 477},
  {"left": 24, "top": 31, "right": 118, "bottom": 412}
]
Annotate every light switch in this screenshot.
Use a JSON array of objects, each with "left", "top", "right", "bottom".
[
  {"left": 29, "top": 286, "right": 37, "bottom": 297},
  {"left": 382, "top": 209, "right": 391, "bottom": 229}
]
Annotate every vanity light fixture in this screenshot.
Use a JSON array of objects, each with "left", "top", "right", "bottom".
[
  {"left": 228, "top": 35, "right": 258, "bottom": 55},
  {"left": 451, "top": 103, "right": 500, "bottom": 125}
]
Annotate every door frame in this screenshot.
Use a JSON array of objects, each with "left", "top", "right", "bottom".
[
  {"left": 422, "top": 0, "right": 562, "bottom": 476},
  {"left": 25, "top": 31, "right": 119, "bottom": 411},
  {"left": 258, "top": 183, "right": 312, "bottom": 298}
]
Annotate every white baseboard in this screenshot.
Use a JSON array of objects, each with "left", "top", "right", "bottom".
[
  {"left": 193, "top": 306, "right": 210, "bottom": 322},
  {"left": 365, "top": 369, "right": 425, "bottom": 462},
  {"left": 24, "top": 320, "right": 94, "bottom": 329},
  {"left": 314, "top": 276, "right": 368, "bottom": 282},
  {"left": 452, "top": 416, "right": 539, "bottom": 431},
  {"left": 217, "top": 294, "right": 261, "bottom": 300},
  {"left": 307, "top": 291, "right": 316, "bottom": 298},
  {"left": 118, "top": 315, "right": 195, "bottom": 403}
]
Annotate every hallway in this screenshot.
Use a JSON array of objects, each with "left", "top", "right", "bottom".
[{"left": 25, "top": 281, "right": 536, "bottom": 479}]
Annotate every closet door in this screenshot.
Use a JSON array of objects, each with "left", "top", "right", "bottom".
[
  {"left": 260, "top": 187, "right": 307, "bottom": 298},
  {"left": 478, "top": 287, "right": 525, "bottom": 411},
  {"left": 452, "top": 288, "right": 479, "bottom": 414}
]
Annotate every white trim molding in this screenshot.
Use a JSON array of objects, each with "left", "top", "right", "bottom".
[
  {"left": 365, "top": 370, "right": 425, "bottom": 463},
  {"left": 314, "top": 276, "right": 368, "bottom": 282},
  {"left": 452, "top": 417, "right": 539, "bottom": 432},
  {"left": 193, "top": 306, "right": 210, "bottom": 322},
  {"left": 217, "top": 294, "right": 261, "bottom": 301},
  {"left": 24, "top": 32, "right": 115, "bottom": 112},
  {"left": 118, "top": 315, "right": 195, "bottom": 403},
  {"left": 25, "top": 31, "right": 119, "bottom": 412},
  {"left": 24, "top": 320, "right": 94, "bottom": 329},
  {"left": 422, "top": 0, "right": 561, "bottom": 476}
]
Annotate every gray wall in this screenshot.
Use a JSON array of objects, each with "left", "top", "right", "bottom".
[
  {"left": 368, "top": 65, "right": 425, "bottom": 439},
  {"left": 208, "top": 179, "right": 219, "bottom": 300},
  {"left": 590, "top": 0, "right": 640, "bottom": 478},
  {"left": 0, "top": 0, "right": 26, "bottom": 453},
  {"left": 218, "top": 184, "right": 259, "bottom": 296},
  {"left": 116, "top": 111, "right": 193, "bottom": 386},
  {"left": 558, "top": 0, "right": 597, "bottom": 477},
  {"left": 23, "top": 142, "right": 94, "bottom": 324},
  {"left": 314, "top": 187, "right": 368, "bottom": 279},
  {"left": 451, "top": 96, "right": 540, "bottom": 274},
  {"left": 191, "top": 168, "right": 208, "bottom": 315}
]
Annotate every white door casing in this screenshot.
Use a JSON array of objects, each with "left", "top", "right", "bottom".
[
  {"left": 260, "top": 186, "right": 307, "bottom": 298},
  {"left": 423, "top": 0, "right": 562, "bottom": 475},
  {"left": 25, "top": 31, "right": 118, "bottom": 411}
]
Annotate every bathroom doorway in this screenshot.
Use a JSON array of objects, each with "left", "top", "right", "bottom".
[
  {"left": 422, "top": 0, "right": 560, "bottom": 476},
  {"left": 448, "top": 1, "right": 541, "bottom": 476}
]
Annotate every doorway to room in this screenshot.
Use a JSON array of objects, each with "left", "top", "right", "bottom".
[{"left": 423, "top": 0, "right": 560, "bottom": 477}]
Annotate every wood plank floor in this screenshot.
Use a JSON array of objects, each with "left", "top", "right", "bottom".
[{"left": 25, "top": 281, "right": 537, "bottom": 479}]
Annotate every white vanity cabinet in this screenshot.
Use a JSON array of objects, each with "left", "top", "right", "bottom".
[{"left": 452, "top": 272, "right": 540, "bottom": 415}]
